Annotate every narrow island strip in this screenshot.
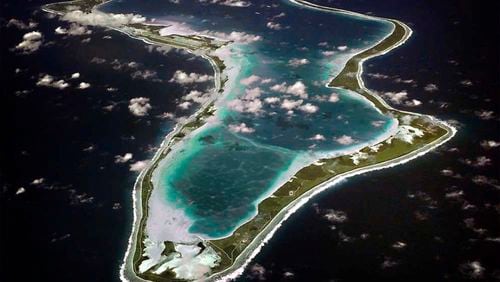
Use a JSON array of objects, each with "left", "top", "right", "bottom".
[{"left": 42, "top": 1, "right": 457, "bottom": 281}]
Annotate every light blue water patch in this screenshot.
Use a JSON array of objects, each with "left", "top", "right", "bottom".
[{"left": 102, "top": 0, "right": 397, "bottom": 238}]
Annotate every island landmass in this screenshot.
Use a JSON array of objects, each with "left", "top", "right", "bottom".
[{"left": 42, "top": 1, "right": 456, "bottom": 281}]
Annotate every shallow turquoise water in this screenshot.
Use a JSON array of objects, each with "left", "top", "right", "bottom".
[{"left": 102, "top": 0, "right": 396, "bottom": 238}]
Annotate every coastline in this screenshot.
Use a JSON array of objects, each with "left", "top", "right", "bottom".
[{"left": 40, "top": 1, "right": 457, "bottom": 281}]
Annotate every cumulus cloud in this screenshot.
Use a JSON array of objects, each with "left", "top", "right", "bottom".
[
  {"left": 228, "top": 123, "right": 255, "bottom": 133},
  {"left": 240, "top": 75, "right": 261, "bottom": 86},
  {"left": 309, "top": 134, "right": 326, "bottom": 141},
  {"left": 128, "top": 97, "right": 152, "bottom": 116},
  {"left": 62, "top": 10, "right": 146, "bottom": 28},
  {"left": 77, "top": 82, "right": 91, "bottom": 89},
  {"left": 287, "top": 58, "right": 309, "bottom": 67},
  {"left": 201, "top": 0, "right": 251, "bottom": 7},
  {"left": 227, "top": 98, "right": 262, "bottom": 114},
  {"left": 131, "top": 69, "right": 158, "bottom": 80},
  {"left": 7, "top": 18, "right": 38, "bottom": 30},
  {"left": 15, "top": 31, "right": 43, "bottom": 54},
  {"left": 460, "top": 79, "right": 473, "bottom": 86},
  {"left": 324, "top": 209, "right": 348, "bottom": 223},
  {"left": 335, "top": 135, "right": 355, "bottom": 145},
  {"left": 178, "top": 101, "right": 192, "bottom": 110},
  {"left": 247, "top": 263, "right": 266, "bottom": 280},
  {"left": 184, "top": 90, "right": 211, "bottom": 104},
  {"left": 71, "top": 72, "right": 80, "bottom": 79},
  {"left": 474, "top": 110, "right": 495, "bottom": 120},
  {"left": 270, "top": 81, "right": 308, "bottom": 99},
  {"left": 460, "top": 156, "right": 492, "bottom": 168},
  {"left": 36, "top": 74, "right": 70, "bottom": 89},
  {"left": 367, "top": 73, "right": 390, "bottom": 79},
  {"left": 424, "top": 83, "right": 439, "bottom": 92},
  {"left": 337, "top": 45, "right": 348, "bottom": 51},
  {"left": 321, "top": 50, "right": 335, "bottom": 57},
  {"left": 129, "top": 160, "right": 149, "bottom": 172},
  {"left": 480, "top": 140, "right": 500, "bottom": 149},
  {"left": 264, "top": 97, "right": 280, "bottom": 104},
  {"left": 328, "top": 93, "right": 339, "bottom": 103},
  {"left": 459, "top": 261, "right": 485, "bottom": 279},
  {"left": 205, "top": 30, "right": 261, "bottom": 44},
  {"left": 170, "top": 70, "right": 212, "bottom": 84},
  {"left": 280, "top": 99, "right": 303, "bottom": 110},
  {"left": 55, "top": 23, "right": 91, "bottom": 36},
  {"left": 298, "top": 103, "right": 319, "bottom": 114},
  {"left": 266, "top": 21, "right": 283, "bottom": 30},
  {"left": 382, "top": 90, "right": 408, "bottom": 104},
  {"left": 114, "top": 153, "right": 133, "bottom": 163}
]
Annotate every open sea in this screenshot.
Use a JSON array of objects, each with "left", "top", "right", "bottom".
[{"left": 1, "top": 0, "right": 499, "bottom": 281}]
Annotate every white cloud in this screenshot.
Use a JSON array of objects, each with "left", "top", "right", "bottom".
[
  {"left": 129, "top": 160, "right": 149, "bottom": 172},
  {"left": 36, "top": 74, "right": 70, "bottom": 89},
  {"left": 178, "top": 101, "right": 192, "bottom": 110},
  {"left": 228, "top": 123, "right": 255, "bottom": 133},
  {"left": 270, "top": 81, "right": 308, "bottom": 99},
  {"left": 328, "top": 93, "right": 340, "bottom": 103},
  {"left": 205, "top": 30, "right": 261, "bottom": 44},
  {"left": 309, "top": 134, "right": 326, "bottom": 141},
  {"left": 31, "top": 178, "right": 45, "bottom": 185},
  {"left": 337, "top": 45, "right": 348, "bottom": 51},
  {"left": 240, "top": 75, "right": 261, "bottom": 86},
  {"left": 298, "top": 103, "right": 319, "bottom": 113},
  {"left": 55, "top": 23, "right": 91, "bottom": 36},
  {"left": 424, "top": 83, "right": 439, "bottom": 92},
  {"left": 128, "top": 97, "right": 152, "bottom": 116},
  {"left": 200, "top": 0, "right": 251, "bottom": 7},
  {"left": 280, "top": 99, "right": 303, "bottom": 110},
  {"left": 264, "top": 97, "right": 280, "bottom": 104},
  {"left": 71, "top": 72, "right": 80, "bottom": 79},
  {"left": 15, "top": 31, "right": 43, "bottom": 54},
  {"left": 324, "top": 209, "right": 348, "bottom": 223},
  {"left": 7, "top": 19, "right": 37, "bottom": 30},
  {"left": 459, "top": 261, "right": 485, "bottom": 279},
  {"left": 77, "top": 82, "right": 91, "bottom": 89},
  {"left": 480, "top": 140, "right": 500, "bottom": 149},
  {"left": 115, "top": 153, "right": 133, "bottom": 163},
  {"left": 287, "top": 58, "right": 309, "bottom": 67},
  {"left": 335, "top": 135, "right": 355, "bottom": 145},
  {"left": 474, "top": 110, "right": 495, "bottom": 120},
  {"left": 382, "top": 91, "right": 409, "bottom": 104},
  {"left": 131, "top": 69, "right": 158, "bottom": 80},
  {"left": 243, "top": 87, "right": 262, "bottom": 100},
  {"left": 266, "top": 21, "right": 283, "bottom": 30},
  {"left": 460, "top": 79, "right": 473, "bottom": 86},
  {"left": 184, "top": 90, "right": 211, "bottom": 104},
  {"left": 321, "top": 50, "right": 335, "bottom": 57},
  {"left": 404, "top": 99, "right": 422, "bottom": 107},
  {"left": 227, "top": 98, "right": 262, "bottom": 114},
  {"left": 367, "top": 73, "right": 390, "bottom": 79},
  {"left": 170, "top": 70, "right": 212, "bottom": 84},
  {"left": 62, "top": 10, "right": 146, "bottom": 28}
]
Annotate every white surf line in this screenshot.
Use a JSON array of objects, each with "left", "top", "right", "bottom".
[{"left": 205, "top": 1, "right": 457, "bottom": 282}]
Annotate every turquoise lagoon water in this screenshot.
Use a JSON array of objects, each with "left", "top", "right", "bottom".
[{"left": 101, "top": 0, "right": 396, "bottom": 238}]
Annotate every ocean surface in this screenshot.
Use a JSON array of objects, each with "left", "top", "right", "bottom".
[
  {"left": 1, "top": 0, "right": 498, "bottom": 281},
  {"left": 101, "top": 0, "right": 397, "bottom": 238}
]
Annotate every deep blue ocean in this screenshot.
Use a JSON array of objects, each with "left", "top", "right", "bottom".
[{"left": 1, "top": 0, "right": 499, "bottom": 281}]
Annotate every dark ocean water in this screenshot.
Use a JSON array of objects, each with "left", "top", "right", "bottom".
[{"left": 1, "top": 0, "right": 499, "bottom": 281}]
